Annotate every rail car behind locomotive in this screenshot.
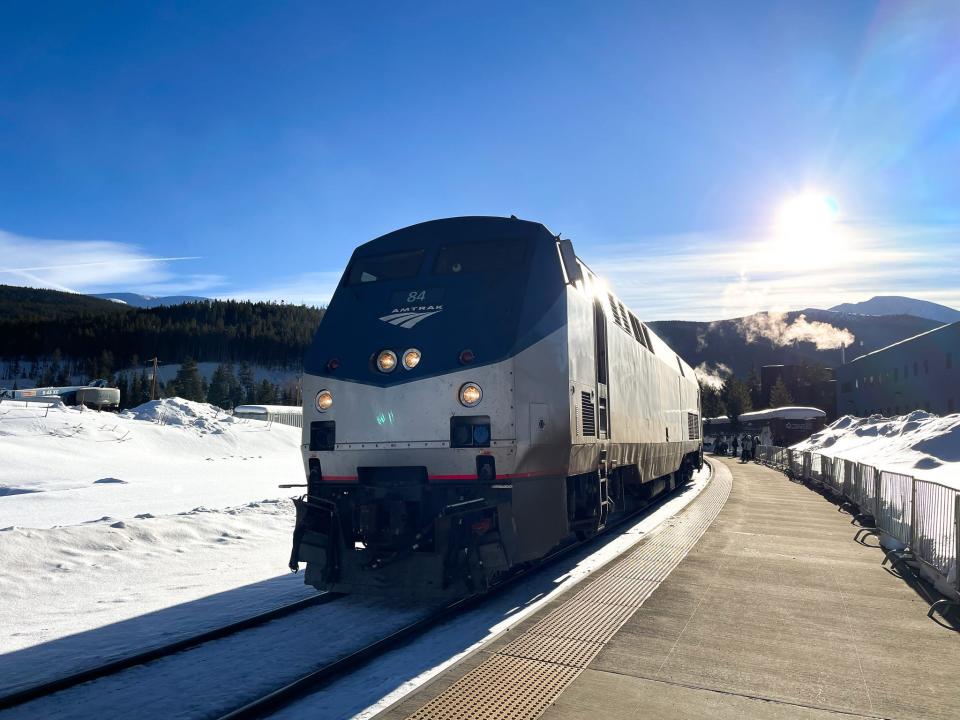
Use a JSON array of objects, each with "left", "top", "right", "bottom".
[{"left": 290, "top": 216, "right": 702, "bottom": 600}]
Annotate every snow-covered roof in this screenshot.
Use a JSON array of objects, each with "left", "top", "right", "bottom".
[
  {"left": 738, "top": 406, "right": 826, "bottom": 422},
  {"left": 233, "top": 404, "right": 302, "bottom": 414}
]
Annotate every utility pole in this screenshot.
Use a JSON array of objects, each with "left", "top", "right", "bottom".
[{"left": 148, "top": 357, "right": 159, "bottom": 400}]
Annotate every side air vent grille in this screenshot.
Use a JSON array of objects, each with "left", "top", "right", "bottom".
[
  {"left": 687, "top": 412, "right": 701, "bottom": 440},
  {"left": 608, "top": 293, "right": 622, "bottom": 327},
  {"left": 581, "top": 392, "right": 596, "bottom": 437}
]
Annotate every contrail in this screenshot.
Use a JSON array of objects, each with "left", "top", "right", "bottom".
[
  {"left": 1, "top": 268, "right": 77, "bottom": 294},
  {"left": 0, "top": 256, "right": 201, "bottom": 273}
]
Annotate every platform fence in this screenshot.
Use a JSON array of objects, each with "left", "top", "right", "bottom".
[{"left": 754, "top": 444, "right": 960, "bottom": 598}]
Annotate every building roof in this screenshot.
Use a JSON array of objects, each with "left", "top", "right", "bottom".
[
  {"left": 738, "top": 406, "right": 827, "bottom": 422},
  {"left": 847, "top": 319, "right": 959, "bottom": 364}
]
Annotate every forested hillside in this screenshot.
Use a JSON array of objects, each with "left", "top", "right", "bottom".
[
  {"left": 0, "top": 284, "right": 127, "bottom": 321},
  {"left": 0, "top": 285, "right": 323, "bottom": 403}
]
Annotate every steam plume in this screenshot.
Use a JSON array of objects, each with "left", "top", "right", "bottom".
[
  {"left": 734, "top": 312, "right": 854, "bottom": 350},
  {"left": 694, "top": 362, "right": 732, "bottom": 390}
]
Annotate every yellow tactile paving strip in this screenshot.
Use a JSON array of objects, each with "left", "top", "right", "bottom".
[{"left": 401, "top": 464, "right": 732, "bottom": 720}]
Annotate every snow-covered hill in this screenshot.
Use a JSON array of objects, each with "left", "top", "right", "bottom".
[
  {"left": 90, "top": 292, "right": 210, "bottom": 308},
  {"left": 828, "top": 295, "right": 960, "bottom": 324}
]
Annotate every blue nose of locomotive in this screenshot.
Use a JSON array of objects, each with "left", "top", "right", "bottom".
[{"left": 303, "top": 216, "right": 566, "bottom": 386}]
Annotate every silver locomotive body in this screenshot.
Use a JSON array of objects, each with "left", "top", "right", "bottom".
[{"left": 291, "top": 217, "right": 701, "bottom": 601}]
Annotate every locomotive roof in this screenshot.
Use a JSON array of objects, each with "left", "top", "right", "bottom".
[
  {"left": 308, "top": 215, "right": 697, "bottom": 387},
  {"left": 353, "top": 216, "right": 555, "bottom": 255}
]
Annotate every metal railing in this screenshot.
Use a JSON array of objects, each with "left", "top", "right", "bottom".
[{"left": 755, "top": 444, "right": 960, "bottom": 603}]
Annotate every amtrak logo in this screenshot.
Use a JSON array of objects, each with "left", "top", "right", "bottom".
[{"left": 379, "top": 305, "right": 443, "bottom": 329}]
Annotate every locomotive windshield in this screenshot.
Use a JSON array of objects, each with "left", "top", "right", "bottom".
[
  {"left": 432, "top": 238, "right": 527, "bottom": 275},
  {"left": 348, "top": 249, "right": 424, "bottom": 284},
  {"left": 307, "top": 218, "right": 565, "bottom": 384}
]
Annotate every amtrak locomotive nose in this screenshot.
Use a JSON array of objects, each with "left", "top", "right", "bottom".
[{"left": 290, "top": 216, "right": 703, "bottom": 600}]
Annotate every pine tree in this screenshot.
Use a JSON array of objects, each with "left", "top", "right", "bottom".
[
  {"left": 130, "top": 371, "right": 144, "bottom": 407},
  {"left": 116, "top": 374, "right": 131, "bottom": 409},
  {"left": 141, "top": 369, "right": 154, "bottom": 403},
  {"left": 746, "top": 366, "right": 762, "bottom": 409},
  {"left": 769, "top": 377, "right": 794, "bottom": 408},
  {"left": 207, "top": 364, "right": 233, "bottom": 409},
  {"left": 239, "top": 362, "right": 256, "bottom": 404},
  {"left": 722, "top": 377, "right": 753, "bottom": 428},
  {"left": 255, "top": 378, "right": 277, "bottom": 404},
  {"left": 98, "top": 350, "right": 114, "bottom": 381},
  {"left": 40, "top": 362, "right": 56, "bottom": 387},
  {"left": 698, "top": 380, "right": 725, "bottom": 418},
  {"left": 224, "top": 362, "right": 243, "bottom": 408},
  {"left": 170, "top": 357, "right": 205, "bottom": 402}
]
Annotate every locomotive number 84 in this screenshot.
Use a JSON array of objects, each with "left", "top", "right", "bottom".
[{"left": 290, "top": 216, "right": 702, "bottom": 601}]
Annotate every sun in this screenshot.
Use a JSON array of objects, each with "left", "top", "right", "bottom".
[
  {"left": 765, "top": 192, "right": 844, "bottom": 269},
  {"left": 776, "top": 192, "right": 839, "bottom": 241}
]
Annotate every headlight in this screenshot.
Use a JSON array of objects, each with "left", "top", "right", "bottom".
[
  {"left": 459, "top": 383, "right": 482, "bottom": 407},
  {"left": 376, "top": 350, "right": 397, "bottom": 373},
  {"left": 316, "top": 390, "right": 333, "bottom": 412},
  {"left": 402, "top": 348, "right": 421, "bottom": 370}
]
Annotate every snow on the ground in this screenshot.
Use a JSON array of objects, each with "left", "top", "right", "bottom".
[
  {"left": 0, "top": 500, "right": 313, "bottom": 684},
  {"left": 792, "top": 411, "right": 960, "bottom": 488},
  {"left": 0, "top": 397, "right": 303, "bottom": 528},
  {"left": 0, "top": 398, "right": 308, "bottom": 675}
]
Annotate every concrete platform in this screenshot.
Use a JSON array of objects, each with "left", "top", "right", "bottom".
[{"left": 378, "top": 458, "right": 960, "bottom": 720}]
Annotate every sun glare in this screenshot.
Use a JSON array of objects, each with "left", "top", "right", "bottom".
[
  {"left": 776, "top": 193, "right": 839, "bottom": 240},
  {"left": 766, "top": 192, "right": 846, "bottom": 269}
]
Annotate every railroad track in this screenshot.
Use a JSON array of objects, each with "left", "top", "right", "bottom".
[
  {"left": 0, "top": 591, "right": 343, "bottom": 712},
  {"left": 217, "top": 470, "right": 712, "bottom": 720},
  {"left": 1, "top": 469, "right": 710, "bottom": 719}
]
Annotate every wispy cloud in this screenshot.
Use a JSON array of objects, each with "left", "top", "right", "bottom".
[
  {"left": 218, "top": 271, "right": 342, "bottom": 308},
  {"left": 0, "top": 229, "right": 224, "bottom": 295},
  {"left": 590, "top": 221, "right": 960, "bottom": 321}
]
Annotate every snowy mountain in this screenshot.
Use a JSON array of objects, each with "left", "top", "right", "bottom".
[
  {"left": 90, "top": 292, "right": 210, "bottom": 308},
  {"left": 827, "top": 295, "right": 960, "bottom": 324}
]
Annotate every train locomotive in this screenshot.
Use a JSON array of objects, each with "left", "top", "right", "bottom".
[{"left": 290, "top": 216, "right": 702, "bottom": 600}]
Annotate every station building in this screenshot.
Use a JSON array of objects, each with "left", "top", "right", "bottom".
[{"left": 835, "top": 320, "right": 959, "bottom": 417}]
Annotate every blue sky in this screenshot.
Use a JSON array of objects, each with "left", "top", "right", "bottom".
[{"left": 1, "top": 1, "right": 958, "bottom": 320}]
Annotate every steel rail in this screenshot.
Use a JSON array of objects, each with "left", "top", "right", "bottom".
[
  {"left": 217, "top": 468, "right": 711, "bottom": 720},
  {"left": 0, "top": 591, "right": 343, "bottom": 711}
]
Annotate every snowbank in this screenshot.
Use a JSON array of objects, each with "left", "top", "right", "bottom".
[
  {"left": 119, "top": 397, "right": 243, "bottom": 431},
  {"left": 0, "top": 398, "right": 310, "bottom": 666},
  {"left": 792, "top": 411, "right": 960, "bottom": 488},
  {"left": 0, "top": 397, "right": 303, "bottom": 528},
  {"left": 0, "top": 499, "right": 309, "bottom": 663}
]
